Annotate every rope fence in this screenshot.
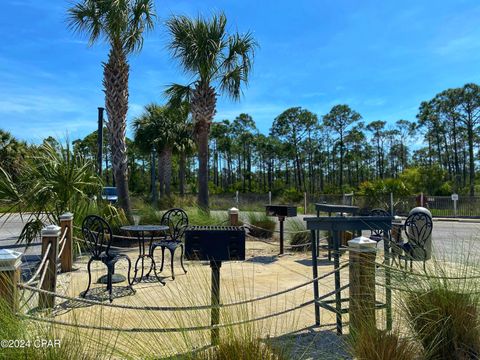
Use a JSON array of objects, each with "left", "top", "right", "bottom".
[
  {"left": 23, "top": 243, "right": 51, "bottom": 287},
  {"left": 17, "top": 263, "right": 348, "bottom": 311},
  {"left": 19, "top": 299, "right": 315, "bottom": 333}
]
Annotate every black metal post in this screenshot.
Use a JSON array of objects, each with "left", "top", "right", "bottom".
[
  {"left": 311, "top": 229, "right": 320, "bottom": 325},
  {"left": 384, "top": 231, "right": 392, "bottom": 330},
  {"left": 97, "top": 107, "right": 104, "bottom": 177},
  {"left": 279, "top": 216, "right": 285, "bottom": 254},
  {"left": 210, "top": 260, "right": 221, "bottom": 345},
  {"left": 333, "top": 230, "right": 342, "bottom": 335},
  {"left": 151, "top": 149, "right": 157, "bottom": 207}
]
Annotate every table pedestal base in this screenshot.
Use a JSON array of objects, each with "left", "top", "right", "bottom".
[{"left": 97, "top": 274, "right": 126, "bottom": 284}]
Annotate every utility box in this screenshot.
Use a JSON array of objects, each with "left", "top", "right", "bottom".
[
  {"left": 265, "top": 205, "right": 297, "bottom": 218},
  {"left": 185, "top": 226, "right": 246, "bottom": 261}
]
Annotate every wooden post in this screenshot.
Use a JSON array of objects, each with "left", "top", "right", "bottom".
[
  {"left": 348, "top": 236, "right": 377, "bottom": 336},
  {"left": 0, "top": 249, "right": 22, "bottom": 311},
  {"left": 39, "top": 225, "right": 60, "bottom": 309},
  {"left": 228, "top": 207, "right": 239, "bottom": 226},
  {"left": 59, "top": 212, "right": 73, "bottom": 273}
]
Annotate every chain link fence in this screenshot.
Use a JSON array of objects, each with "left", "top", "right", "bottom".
[{"left": 207, "top": 193, "right": 480, "bottom": 218}]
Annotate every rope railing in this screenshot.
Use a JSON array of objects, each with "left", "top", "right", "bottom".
[
  {"left": 58, "top": 227, "right": 68, "bottom": 246},
  {"left": 374, "top": 261, "right": 480, "bottom": 280},
  {"left": 23, "top": 243, "right": 51, "bottom": 286},
  {"left": 17, "top": 262, "right": 348, "bottom": 311},
  {"left": 73, "top": 225, "right": 166, "bottom": 241},
  {"left": 72, "top": 236, "right": 130, "bottom": 251},
  {"left": 19, "top": 299, "right": 315, "bottom": 333},
  {"left": 58, "top": 237, "right": 67, "bottom": 258},
  {"left": 20, "top": 258, "right": 50, "bottom": 311},
  {"left": 246, "top": 233, "right": 329, "bottom": 249},
  {"left": 243, "top": 222, "right": 311, "bottom": 235}
]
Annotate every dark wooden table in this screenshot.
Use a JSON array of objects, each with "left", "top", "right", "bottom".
[{"left": 304, "top": 216, "right": 393, "bottom": 335}]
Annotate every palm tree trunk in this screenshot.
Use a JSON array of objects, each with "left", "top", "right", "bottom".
[
  {"left": 191, "top": 82, "right": 216, "bottom": 209},
  {"left": 151, "top": 150, "right": 157, "bottom": 206},
  {"left": 197, "top": 127, "right": 209, "bottom": 209},
  {"left": 103, "top": 45, "right": 131, "bottom": 214},
  {"left": 164, "top": 147, "right": 172, "bottom": 196},
  {"left": 179, "top": 152, "right": 186, "bottom": 196},
  {"left": 158, "top": 150, "right": 165, "bottom": 199}
]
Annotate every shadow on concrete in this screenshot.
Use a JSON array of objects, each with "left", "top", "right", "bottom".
[
  {"left": 295, "top": 258, "right": 334, "bottom": 267},
  {"left": 269, "top": 324, "right": 351, "bottom": 359},
  {"left": 246, "top": 255, "right": 278, "bottom": 264}
]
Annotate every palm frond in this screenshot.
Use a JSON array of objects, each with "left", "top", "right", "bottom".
[
  {"left": 67, "top": 0, "right": 104, "bottom": 46},
  {"left": 166, "top": 14, "right": 227, "bottom": 81},
  {"left": 218, "top": 32, "right": 257, "bottom": 99},
  {"left": 125, "top": 0, "right": 156, "bottom": 53},
  {"left": 165, "top": 83, "right": 192, "bottom": 108}
]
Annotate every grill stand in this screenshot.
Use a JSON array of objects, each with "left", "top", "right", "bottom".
[
  {"left": 210, "top": 260, "right": 221, "bottom": 345},
  {"left": 278, "top": 216, "right": 285, "bottom": 255}
]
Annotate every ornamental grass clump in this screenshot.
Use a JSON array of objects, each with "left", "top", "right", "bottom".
[
  {"left": 405, "top": 287, "right": 480, "bottom": 359},
  {"left": 350, "top": 327, "right": 421, "bottom": 360},
  {"left": 287, "top": 219, "right": 310, "bottom": 252},
  {"left": 246, "top": 212, "right": 275, "bottom": 239},
  {"left": 186, "top": 337, "right": 287, "bottom": 360}
]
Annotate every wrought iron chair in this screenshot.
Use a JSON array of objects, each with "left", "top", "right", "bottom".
[
  {"left": 148, "top": 208, "right": 188, "bottom": 280},
  {"left": 369, "top": 208, "right": 391, "bottom": 244},
  {"left": 81, "top": 215, "right": 133, "bottom": 302},
  {"left": 401, "top": 212, "right": 433, "bottom": 272}
]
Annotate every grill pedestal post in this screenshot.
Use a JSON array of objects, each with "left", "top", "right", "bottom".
[
  {"left": 278, "top": 216, "right": 285, "bottom": 255},
  {"left": 210, "top": 260, "right": 222, "bottom": 345}
]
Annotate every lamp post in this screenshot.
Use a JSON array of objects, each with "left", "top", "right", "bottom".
[{"left": 97, "top": 107, "right": 104, "bottom": 177}]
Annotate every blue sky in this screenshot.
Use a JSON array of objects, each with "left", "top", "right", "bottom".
[{"left": 1, "top": 0, "right": 480, "bottom": 143}]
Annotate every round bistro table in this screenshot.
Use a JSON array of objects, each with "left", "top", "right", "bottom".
[{"left": 120, "top": 225, "right": 169, "bottom": 285}]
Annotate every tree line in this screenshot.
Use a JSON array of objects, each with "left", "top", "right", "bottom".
[{"left": 60, "top": 82, "right": 479, "bottom": 205}]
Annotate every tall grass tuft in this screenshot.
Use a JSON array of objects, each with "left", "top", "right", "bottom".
[
  {"left": 186, "top": 337, "right": 288, "bottom": 360},
  {"left": 286, "top": 219, "right": 310, "bottom": 251},
  {"left": 350, "top": 327, "right": 421, "bottom": 360},
  {"left": 404, "top": 287, "right": 480, "bottom": 359},
  {"left": 246, "top": 212, "right": 275, "bottom": 239}
]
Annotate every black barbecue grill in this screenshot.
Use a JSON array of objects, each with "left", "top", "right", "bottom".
[
  {"left": 265, "top": 205, "right": 298, "bottom": 255},
  {"left": 184, "top": 226, "right": 246, "bottom": 262},
  {"left": 184, "top": 225, "right": 246, "bottom": 345}
]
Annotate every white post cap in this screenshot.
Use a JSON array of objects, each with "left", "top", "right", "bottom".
[
  {"left": 41, "top": 224, "right": 61, "bottom": 237},
  {"left": 59, "top": 212, "right": 74, "bottom": 221},
  {"left": 0, "top": 249, "right": 22, "bottom": 271},
  {"left": 348, "top": 236, "right": 377, "bottom": 252},
  {"left": 409, "top": 206, "right": 432, "bottom": 218},
  {"left": 228, "top": 207, "right": 239, "bottom": 215}
]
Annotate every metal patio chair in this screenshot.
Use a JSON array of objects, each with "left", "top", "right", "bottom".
[
  {"left": 81, "top": 215, "right": 133, "bottom": 302},
  {"left": 369, "top": 208, "right": 391, "bottom": 244},
  {"left": 148, "top": 208, "right": 188, "bottom": 280},
  {"left": 401, "top": 212, "right": 433, "bottom": 272}
]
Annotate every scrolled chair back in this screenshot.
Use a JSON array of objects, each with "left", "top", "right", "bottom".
[
  {"left": 82, "top": 215, "right": 113, "bottom": 258},
  {"left": 404, "top": 212, "right": 433, "bottom": 248},
  {"left": 369, "top": 208, "right": 390, "bottom": 239},
  {"left": 161, "top": 208, "right": 189, "bottom": 242}
]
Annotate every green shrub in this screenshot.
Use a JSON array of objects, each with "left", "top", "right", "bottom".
[
  {"left": 187, "top": 207, "right": 229, "bottom": 226},
  {"left": 405, "top": 287, "right": 480, "bottom": 359},
  {"left": 286, "top": 219, "right": 310, "bottom": 251},
  {"left": 246, "top": 212, "right": 275, "bottom": 239},
  {"left": 279, "top": 188, "right": 303, "bottom": 204}
]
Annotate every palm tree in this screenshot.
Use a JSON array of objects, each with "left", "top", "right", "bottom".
[
  {"left": 133, "top": 104, "right": 189, "bottom": 198},
  {"left": 67, "top": 0, "right": 155, "bottom": 215},
  {"left": 165, "top": 13, "right": 257, "bottom": 209}
]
